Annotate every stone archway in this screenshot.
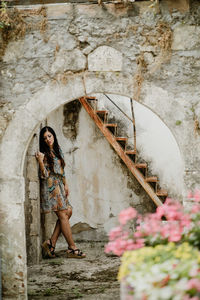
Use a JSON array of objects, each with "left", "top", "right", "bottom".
[{"left": 0, "top": 72, "right": 184, "bottom": 299}]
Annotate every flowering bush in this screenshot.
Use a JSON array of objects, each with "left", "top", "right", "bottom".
[
  {"left": 105, "top": 191, "right": 200, "bottom": 299},
  {"left": 119, "top": 243, "right": 200, "bottom": 300},
  {"left": 105, "top": 191, "right": 200, "bottom": 256}
]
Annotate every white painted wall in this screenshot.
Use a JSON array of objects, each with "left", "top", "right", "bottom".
[{"left": 95, "top": 93, "right": 184, "bottom": 197}]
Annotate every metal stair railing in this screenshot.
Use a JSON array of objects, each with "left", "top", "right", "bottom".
[{"left": 103, "top": 93, "right": 136, "bottom": 153}]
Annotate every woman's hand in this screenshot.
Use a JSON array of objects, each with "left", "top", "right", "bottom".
[
  {"left": 64, "top": 184, "right": 69, "bottom": 197},
  {"left": 35, "top": 151, "right": 45, "bottom": 163}
]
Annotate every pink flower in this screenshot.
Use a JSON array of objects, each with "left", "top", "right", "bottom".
[
  {"left": 109, "top": 226, "right": 122, "bottom": 241},
  {"left": 168, "top": 223, "right": 182, "bottom": 242},
  {"left": 125, "top": 239, "right": 137, "bottom": 250},
  {"left": 134, "top": 238, "right": 145, "bottom": 249},
  {"left": 183, "top": 297, "right": 199, "bottom": 300},
  {"left": 134, "top": 231, "right": 143, "bottom": 238},
  {"left": 168, "top": 230, "right": 182, "bottom": 242},
  {"left": 187, "top": 278, "right": 200, "bottom": 292},
  {"left": 191, "top": 204, "right": 200, "bottom": 214},
  {"left": 160, "top": 223, "right": 171, "bottom": 239},
  {"left": 105, "top": 189, "right": 200, "bottom": 256},
  {"left": 180, "top": 214, "right": 191, "bottom": 227},
  {"left": 104, "top": 239, "right": 125, "bottom": 256},
  {"left": 156, "top": 205, "right": 165, "bottom": 219},
  {"left": 142, "top": 216, "right": 162, "bottom": 235},
  {"left": 119, "top": 207, "right": 137, "bottom": 225},
  {"left": 187, "top": 191, "right": 193, "bottom": 199}
]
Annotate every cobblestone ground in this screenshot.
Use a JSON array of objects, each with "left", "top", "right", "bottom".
[{"left": 28, "top": 242, "right": 120, "bottom": 300}]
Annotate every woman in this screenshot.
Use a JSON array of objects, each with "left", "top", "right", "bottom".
[{"left": 35, "top": 126, "right": 85, "bottom": 259}]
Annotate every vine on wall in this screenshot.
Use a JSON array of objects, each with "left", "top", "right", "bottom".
[
  {"left": 133, "top": 22, "right": 173, "bottom": 101},
  {"left": 0, "top": 2, "right": 48, "bottom": 58}
]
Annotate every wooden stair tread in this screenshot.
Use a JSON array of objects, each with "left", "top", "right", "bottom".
[
  {"left": 86, "top": 96, "right": 97, "bottom": 100},
  {"left": 105, "top": 123, "right": 118, "bottom": 127},
  {"left": 125, "top": 150, "right": 136, "bottom": 155},
  {"left": 116, "top": 137, "right": 127, "bottom": 141},
  {"left": 156, "top": 189, "right": 168, "bottom": 197},
  {"left": 96, "top": 110, "right": 108, "bottom": 114},
  {"left": 135, "top": 163, "right": 147, "bottom": 168},
  {"left": 145, "top": 176, "right": 158, "bottom": 182}
]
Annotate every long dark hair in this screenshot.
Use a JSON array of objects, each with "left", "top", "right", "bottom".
[{"left": 39, "top": 126, "right": 65, "bottom": 171}]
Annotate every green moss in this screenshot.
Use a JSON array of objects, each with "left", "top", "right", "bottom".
[
  {"left": 48, "top": 259, "right": 64, "bottom": 266},
  {"left": 175, "top": 120, "right": 182, "bottom": 126},
  {"left": 72, "top": 288, "right": 83, "bottom": 298},
  {"left": 43, "top": 288, "right": 53, "bottom": 296},
  {"left": 28, "top": 290, "right": 37, "bottom": 296}
]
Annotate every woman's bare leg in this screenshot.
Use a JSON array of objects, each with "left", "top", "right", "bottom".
[
  {"left": 54, "top": 209, "right": 76, "bottom": 249},
  {"left": 48, "top": 207, "right": 72, "bottom": 248},
  {"left": 48, "top": 208, "right": 85, "bottom": 258}
]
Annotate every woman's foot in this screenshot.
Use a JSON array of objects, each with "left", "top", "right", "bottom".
[
  {"left": 66, "top": 247, "right": 86, "bottom": 259},
  {"left": 42, "top": 239, "right": 56, "bottom": 258}
]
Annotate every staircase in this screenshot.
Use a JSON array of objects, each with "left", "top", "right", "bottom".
[{"left": 79, "top": 96, "right": 168, "bottom": 207}]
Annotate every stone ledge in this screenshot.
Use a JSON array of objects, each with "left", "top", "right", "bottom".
[{"left": 88, "top": 46, "right": 123, "bottom": 72}]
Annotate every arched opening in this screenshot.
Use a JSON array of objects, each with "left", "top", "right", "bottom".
[
  {"left": 24, "top": 93, "right": 183, "bottom": 267},
  {"left": 0, "top": 74, "right": 184, "bottom": 298}
]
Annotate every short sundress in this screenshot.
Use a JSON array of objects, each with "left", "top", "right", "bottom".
[{"left": 40, "top": 149, "right": 72, "bottom": 213}]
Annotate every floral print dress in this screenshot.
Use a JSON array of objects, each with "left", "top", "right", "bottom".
[{"left": 40, "top": 150, "right": 72, "bottom": 213}]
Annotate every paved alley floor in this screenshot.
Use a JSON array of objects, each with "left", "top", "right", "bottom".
[{"left": 28, "top": 242, "right": 120, "bottom": 300}]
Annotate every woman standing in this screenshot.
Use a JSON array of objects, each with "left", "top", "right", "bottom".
[{"left": 35, "top": 126, "right": 85, "bottom": 259}]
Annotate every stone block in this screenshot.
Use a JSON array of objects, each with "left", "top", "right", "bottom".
[
  {"left": 88, "top": 46, "right": 123, "bottom": 72},
  {"left": 30, "top": 200, "right": 40, "bottom": 235},
  {"left": 139, "top": 45, "right": 156, "bottom": 53},
  {"left": 177, "top": 50, "right": 200, "bottom": 58},
  {"left": 84, "top": 71, "right": 133, "bottom": 97},
  {"left": 73, "top": 227, "right": 107, "bottom": 242},
  {"left": 172, "top": 25, "right": 200, "bottom": 51},
  {"left": 26, "top": 235, "right": 40, "bottom": 265},
  {"left": 27, "top": 156, "right": 39, "bottom": 182},
  {"left": 0, "top": 108, "right": 39, "bottom": 178},
  {"left": 76, "top": 4, "right": 108, "bottom": 18},
  {"left": 3, "top": 40, "right": 24, "bottom": 63},
  {"left": 28, "top": 181, "right": 39, "bottom": 200},
  {"left": 25, "top": 74, "right": 85, "bottom": 122},
  {"left": 48, "top": 32, "right": 77, "bottom": 50},
  {"left": 23, "top": 33, "right": 54, "bottom": 59},
  {"left": 0, "top": 200, "right": 27, "bottom": 297},
  {"left": 144, "top": 52, "right": 154, "bottom": 65},
  {"left": 104, "top": 3, "right": 131, "bottom": 17},
  {"left": 0, "top": 176, "right": 25, "bottom": 206},
  {"left": 47, "top": 4, "right": 73, "bottom": 19},
  {"left": 71, "top": 222, "right": 95, "bottom": 234},
  {"left": 12, "top": 83, "right": 25, "bottom": 95},
  {"left": 27, "top": 132, "right": 40, "bottom": 156},
  {"left": 51, "top": 49, "right": 86, "bottom": 74},
  {"left": 165, "top": 0, "right": 189, "bottom": 13}
]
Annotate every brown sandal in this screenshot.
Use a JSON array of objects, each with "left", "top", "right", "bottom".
[
  {"left": 66, "top": 247, "right": 86, "bottom": 259},
  {"left": 42, "top": 239, "right": 56, "bottom": 259}
]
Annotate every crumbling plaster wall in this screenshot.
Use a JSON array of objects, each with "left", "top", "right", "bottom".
[{"left": 1, "top": 0, "right": 200, "bottom": 298}]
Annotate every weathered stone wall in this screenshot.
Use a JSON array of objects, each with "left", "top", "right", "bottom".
[
  {"left": 24, "top": 132, "right": 41, "bottom": 266},
  {"left": 1, "top": 0, "right": 200, "bottom": 298}
]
